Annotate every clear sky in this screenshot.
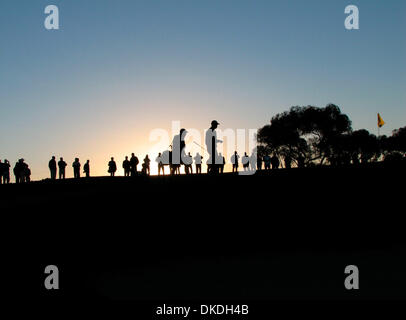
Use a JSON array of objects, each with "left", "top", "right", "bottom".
[{"left": 1, "top": 0, "right": 405, "bottom": 179}]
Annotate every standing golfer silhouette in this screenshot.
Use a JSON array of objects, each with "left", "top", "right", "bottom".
[{"left": 205, "top": 120, "right": 222, "bottom": 174}]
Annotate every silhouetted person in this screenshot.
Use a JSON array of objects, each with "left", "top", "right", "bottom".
[
  {"left": 297, "top": 155, "right": 305, "bottom": 168},
  {"left": 73, "top": 158, "right": 81, "bottom": 179},
  {"left": 15, "top": 159, "right": 30, "bottom": 183},
  {"left": 0, "top": 160, "right": 4, "bottom": 184},
  {"left": 84, "top": 160, "right": 90, "bottom": 178},
  {"left": 351, "top": 153, "right": 359, "bottom": 165},
  {"left": 205, "top": 120, "right": 222, "bottom": 174},
  {"left": 13, "top": 161, "right": 20, "bottom": 183},
  {"left": 231, "top": 151, "right": 239, "bottom": 173},
  {"left": 58, "top": 157, "right": 67, "bottom": 179},
  {"left": 271, "top": 154, "right": 279, "bottom": 169},
  {"left": 130, "top": 153, "right": 139, "bottom": 176},
  {"left": 49, "top": 156, "right": 57, "bottom": 180},
  {"left": 263, "top": 155, "right": 271, "bottom": 170},
  {"left": 352, "top": 154, "right": 360, "bottom": 166},
  {"left": 284, "top": 155, "right": 292, "bottom": 169},
  {"left": 123, "top": 156, "right": 131, "bottom": 177},
  {"left": 249, "top": 150, "right": 257, "bottom": 172},
  {"left": 14, "top": 159, "right": 28, "bottom": 183},
  {"left": 171, "top": 129, "right": 188, "bottom": 175},
  {"left": 1, "top": 160, "right": 10, "bottom": 184},
  {"left": 343, "top": 153, "right": 351, "bottom": 166},
  {"left": 142, "top": 155, "right": 150, "bottom": 175},
  {"left": 220, "top": 153, "right": 226, "bottom": 173},
  {"left": 184, "top": 152, "right": 193, "bottom": 174},
  {"left": 108, "top": 157, "right": 117, "bottom": 177},
  {"left": 156, "top": 153, "right": 164, "bottom": 176},
  {"left": 219, "top": 153, "right": 225, "bottom": 173},
  {"left": 242, "top": 152, "right": 250, "bottom": 171},
  {"left": 257, "top": 155, "right": 263, "bottom": 171},
  {"left": 172, "top": 128, "right": 188, "bottom": 166},
  {"left": 23, "top": 162, "right": 31, "bottom": 182},
  {"left": 194, "top": 153, "right": 203, "bottom": 174}
]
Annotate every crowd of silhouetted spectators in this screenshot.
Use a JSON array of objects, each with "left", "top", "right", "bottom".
[
  {"left": 1, "top": 151, "right": 289, "bottom": 184},
  {"left": 0, "top": 158, "right": 31, "bottom": 184},
  {"left": 4, "top": 149, "right": 401, "bottom": 184}
]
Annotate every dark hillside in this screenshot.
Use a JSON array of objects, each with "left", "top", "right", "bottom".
[{"left": 2, "top": 163, "right": 405, "bottom": 301}]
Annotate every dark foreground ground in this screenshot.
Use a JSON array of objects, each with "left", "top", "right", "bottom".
[{"left": 2, "top": 164, "right": 406, "bottom": 313}]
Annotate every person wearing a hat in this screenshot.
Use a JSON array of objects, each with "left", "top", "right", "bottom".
[{"left": 205, "top": 120, "right": 222, "bottom": 174}]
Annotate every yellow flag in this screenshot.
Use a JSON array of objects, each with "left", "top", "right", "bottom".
[{"left": 377, "top": 113, "right": 385, "bottom": 128}]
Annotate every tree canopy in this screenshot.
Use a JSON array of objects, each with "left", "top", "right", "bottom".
[{"left": 257, "top": 105, "right": 405, "bottom": 167}]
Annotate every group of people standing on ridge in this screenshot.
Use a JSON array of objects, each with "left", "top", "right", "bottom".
[
  {"left": 154, "top": 120, "right": 284, "bottom": 175},
  {"left": 234, "top": 152, "right": 282, "bottom": 172},
  {"left": 113, "top": 154, "right": 151, "bottom": 177},
  {"left": 0, "top": 158, "right": 31, "bottom": 184},
  {"left": 2, "top": 120, "right": 291, "bottom": 183},
  {"left": 152, "top": 120, "right": 224, "bottom": 175},
  {"left": 0, "top": 159, "right": 11, "bottom": 184},
  {"left": 46, "top": 153, "right": 152, "bottom": 180},
  {"left": 48, "top": 156, "right": 90, "bottom": 180}
]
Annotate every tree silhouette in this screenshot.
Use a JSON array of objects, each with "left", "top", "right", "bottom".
[
  {"left": 329, "top": 129, "right": 380, "bottom": 166},
  {"left": 257, "top": 104, "right": 352, "bottom": 166},
  {"left": 382, "top": 126, "right": 406, "bottom": 163},
  {"left": 390, "top": 126, "right": 406, "bottom": 155}
]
